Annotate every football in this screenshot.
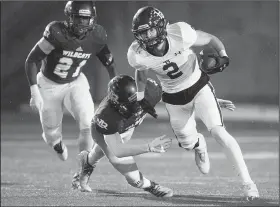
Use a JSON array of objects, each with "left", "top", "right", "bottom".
[{"left": 204, "top": 56, "right": 217, "bottom": 68}]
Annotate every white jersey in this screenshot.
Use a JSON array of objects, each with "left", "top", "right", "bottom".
[{"left": 127, "top": 22, "right": 201, "bottom": 94}]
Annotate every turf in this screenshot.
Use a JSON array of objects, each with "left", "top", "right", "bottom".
[{"left": 1, "top": 113, "right": 279, "bottom": 206}]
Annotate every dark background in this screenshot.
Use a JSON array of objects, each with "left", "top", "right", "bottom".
[{"left": 1, "top": 1, "right": 279, "bottom": 110}]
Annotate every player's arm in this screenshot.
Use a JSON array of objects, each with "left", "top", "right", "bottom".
[
  {"left": 25, "top": 37, "right": 54, "bottom": 86},
  {"left": 95, "top": 25, "right": 117, "bottom": 80},
  {"left": 92, "top": 120, "right": 171, "bottom": 158},
  {"left": 25, "top": 22, "right": 58, "bottom": 111},
  {"left": 193, "top": 30, "right": 230, "bottom": 73},
  {"left": 127, "top": 47, "right": 158, "bottom": 118},
  {"left": 193, "top": 30, "right": 228, "bottom": 57},
  {"left": 96, "top": 44, "right": 117, "bottom": 80}
]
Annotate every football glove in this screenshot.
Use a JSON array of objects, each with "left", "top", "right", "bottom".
[
  {"left": 200, "top": 54, "right": 230, "bottom": 75},
  {"left": 148, "top": 135, "right": 172, "bottom": 153},
  {"left": 138, "top": 98, "right": 158, "bottom": 119},
  {"left": 30, "top": 84, "right": 43, "bottom": 112}
]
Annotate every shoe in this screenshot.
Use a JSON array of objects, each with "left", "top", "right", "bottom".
[
  {"left": 53, "top": 141, "right": 68, "bottom": 161},
  {"left": 143, "top": 181, "right": 173, "bottom": 198},
  {"left": 78, "top": 151, "right": 95, "bottom": 192},
  {"left": 194, "top": 136, "right": 210, "bottom": 174},
  {"left": 242, "top": 182, "right": 259, "bottom": 201},
  {"left": 71, "top": 172, "right": 81, "bottom": 190}
]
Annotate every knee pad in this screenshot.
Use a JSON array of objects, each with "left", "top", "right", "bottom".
[{"left": 178, "top": 133, "right": 204, "bottom": 150}]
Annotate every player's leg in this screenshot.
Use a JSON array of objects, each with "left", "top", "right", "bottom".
[
  {"left": 165, "top": 103, "right": 210, "bottom": 174},
  {"left": 37, "top": 72, "right": 68, "bottom": 161},
  {"left": 63, "top": 73, "right": 95, "bottom": 152},
  {"left": 194, "top": 83, "right": 259, "bottom": 200},
  {"left": 88, "top": 134, "right": 173, "bottom": 197},
  {"left": 76, "top": 127, "right": 136, "bottom": 192}
]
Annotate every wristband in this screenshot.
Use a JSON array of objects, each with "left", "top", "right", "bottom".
[
  {"left": 219, "top": 50, "right": 228, "bottom": 57},
  {"left": 137, "top": 91, "right": 145, "bottom": 101}
]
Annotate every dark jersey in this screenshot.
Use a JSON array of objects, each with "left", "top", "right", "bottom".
[
  {"left": 93, "top": 79, "right": 162, "bottom": 135},
  {"left": 41, "top": 21, "right": 107, "bottom": 84}
]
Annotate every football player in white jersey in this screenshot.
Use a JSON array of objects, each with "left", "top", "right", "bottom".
[{"left": 127, "top": 6, "right": 259, "bottom": 200}]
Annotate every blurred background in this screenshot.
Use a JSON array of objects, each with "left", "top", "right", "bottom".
[{"left": 1, "top": 1, "right": 279, "bottom": 111}]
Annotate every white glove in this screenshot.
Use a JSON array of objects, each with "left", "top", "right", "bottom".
[
  {"left": 217, "top": 98, "right": 236, "bottom": 111},
  {"left": 30, "top": 85, "right": 43, "bottom": 112},
  {"left": 148, "top": 135, "right": 172, "bottom": 153}
]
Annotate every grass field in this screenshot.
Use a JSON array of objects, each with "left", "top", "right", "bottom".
[{"left": 1, "top": 112, "right": 279, "bottom": 206}]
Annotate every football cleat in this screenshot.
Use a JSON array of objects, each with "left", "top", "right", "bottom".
[
  {"left": 71, "top": 172, "right": 81, "bottom": 190},
  {"left": 242, "top": 182, "right": 260, "bottom": 201},
  {"left": 194, "top": 135, "right": 210, "bottom": 174},
  {"left": 78, "top": 151, "right": 95, "bottom": 192},
  {"left": 143, "top": 181, "right": 173, "bottom": 198},
  {"left": 53, "top": 141, "right": 68, "bottom": 161}
]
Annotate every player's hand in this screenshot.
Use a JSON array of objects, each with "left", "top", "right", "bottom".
[
  {"left": 30, "top": 85, "right": 43, "bottom": 112},
  {"left": 138, "top": 98, "right": 158, "bottom": 119},
  {"left": 148, "top": 135, "right": 172, "bottom": 153},
  {"left": 217, "top": 98, "right": 236, "bottom": 111}
]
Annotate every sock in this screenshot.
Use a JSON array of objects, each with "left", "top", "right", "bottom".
[{"left": 212, "top": 128, "right": 253, "bottom": 184}]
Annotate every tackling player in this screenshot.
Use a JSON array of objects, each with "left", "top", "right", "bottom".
[
  {"left": 127, "top": 6, "right": 259, "bottom": 200},
  {"left": 25, "top": 2, "right": 116, "bottom": 163},
  {"left": 73, "top": 75, "right": 236, "bottom": 195}
]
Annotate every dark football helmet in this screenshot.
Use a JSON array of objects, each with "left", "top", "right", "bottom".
[
  {"left": 132, "top": 6, "right": 168, "bottom": 50},
  {"left": 108, "top": 75, "right": 142, "bottom": 118},
  {"left": 64, "top": 1, "right": 97, "bottom": 38}
]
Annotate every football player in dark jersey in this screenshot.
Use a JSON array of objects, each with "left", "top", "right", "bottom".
[
  {"left": 72, "top": 75, "right": 236, "bottom": 195},
  {"left": 25, "top": 1, "right": 116, "bottom": 163}
]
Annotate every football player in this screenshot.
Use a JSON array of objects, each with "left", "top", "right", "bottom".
[
  {"left": 127, "top": 6, "right": 259, "bottom": 200},
  {"left": 25, "top": 1, "right": 116, "bottom": 163},
  {"left": 73, "top": 75, "right": 236, "bottom": 195}
]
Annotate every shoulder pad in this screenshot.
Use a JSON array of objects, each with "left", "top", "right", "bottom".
[
  {"left": 127, "top": 41, "right": 144, "bottom": 68},
  {"left": 92, "top": 24, "right": 108, "bottom": 44},
  {"left": 43, "top": 21, "right": 64, "bottom": 47}
]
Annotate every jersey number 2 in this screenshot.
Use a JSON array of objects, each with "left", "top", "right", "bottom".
[
  {"left": 163, "top": 62, "right": 183, "bottom": 79},
  {"left": 54, "top": 57, "right": 87, "bottom": 78}
]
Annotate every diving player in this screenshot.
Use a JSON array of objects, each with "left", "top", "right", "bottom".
[{"left": 73, "top": 75, "right": 236, "bottom": 195}]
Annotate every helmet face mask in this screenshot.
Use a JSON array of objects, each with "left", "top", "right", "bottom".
[
  {"left": 132, "top": 6, "right": 167, "bottom": 50},
  {"left": 64, "top": 1, "right": 97, "bottom": 38}
]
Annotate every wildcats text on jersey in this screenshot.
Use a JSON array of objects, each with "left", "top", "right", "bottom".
[{"left": 63, "top": 50, "right": 92, "bottom": 59}]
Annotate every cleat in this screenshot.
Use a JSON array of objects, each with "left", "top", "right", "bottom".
[
  {"left": 144, "top": 181, "right": 173, "bottom": 198},
  {"left": 71, "top": 172, "right": 81, "bottom": 190},
  {"left": 78, "top": 151, "right": 95, "bottom": 192},
  {"left": 53, "top": 141, "right": 68, "bottom": 161},
  {"left": 242, "top": 182, "right": 259, "bottom": 201},
  {"left": 194, "top": 136, "right": 210, "bottom": 174}
]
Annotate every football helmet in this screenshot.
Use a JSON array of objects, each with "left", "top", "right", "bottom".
[
  {"left": 108, "top": 75, "right": 142, "bottom": 118},
  {"left": 64, "top": 1, "right": 97, "bottom": 38},
  {"left": 132, "top": 6, "right": 168, "bottom": 50}
]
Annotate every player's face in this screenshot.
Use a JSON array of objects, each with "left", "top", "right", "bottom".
[
  {"left": 136, "top": 28, "right": 159, "bottom": 47},
  {"left": 72, "top": 15, "right": 92, "bottom": 36}
]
